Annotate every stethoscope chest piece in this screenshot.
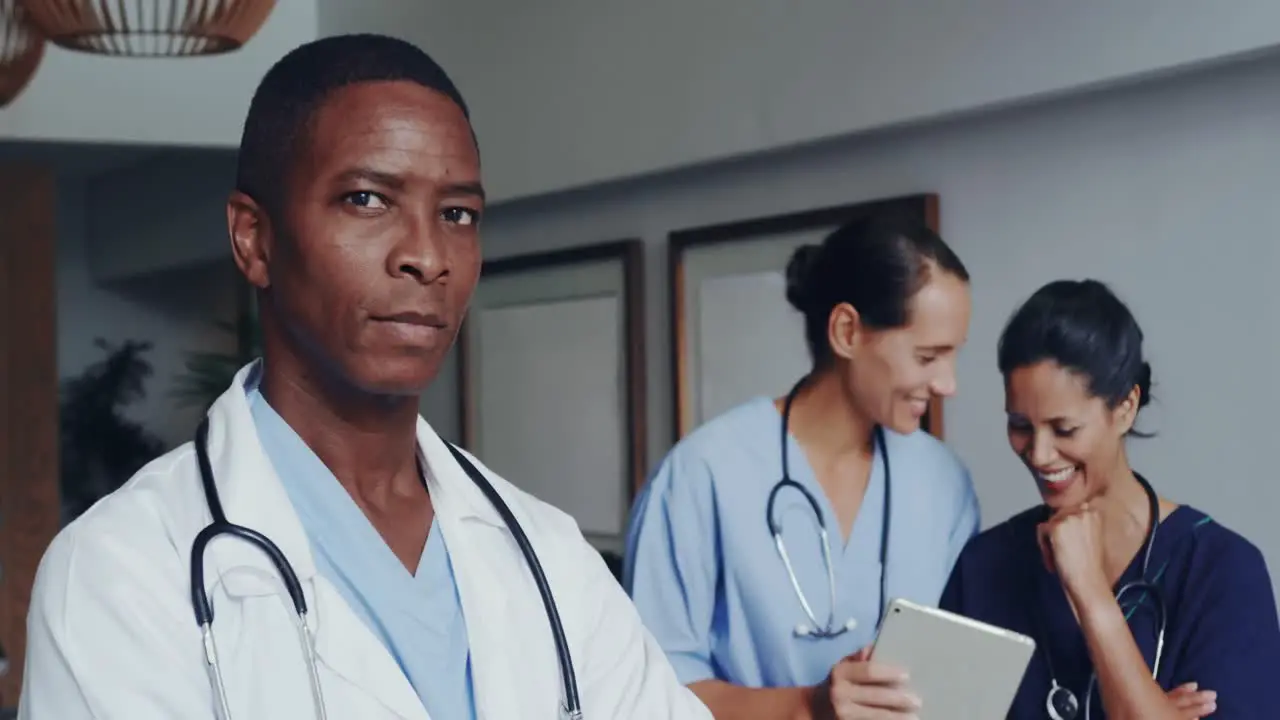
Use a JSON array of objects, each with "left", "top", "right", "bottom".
[
  {"left": 794, "top": 617, "right": 858, "bottom": 638},
  {"left": 1034, "top": 472, "right": 1166, "bottom": 720},
  {"left": 1046, "top": 680, "right": 1080, "bottom": 720}
]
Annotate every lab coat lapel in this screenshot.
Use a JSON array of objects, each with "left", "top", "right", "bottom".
[
  {"left": 311, "top": 580, "right": 430, "bottom": 720},
  {"left": 202, "top": 363, "right": 318, "bottom": 594},
  {"left": 436, "top": 518, "right": 523, "bottom": 720},
  {"left": 417, "top": 424, "right": 562, "bottom": 720},
  {"left": 202, "top": 364, "right": 428, "bottom": 720}
]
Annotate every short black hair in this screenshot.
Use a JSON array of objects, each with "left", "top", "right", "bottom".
[
  {"left": 998, "top": 279, "right": 1153, "bottom": 434},
  {"left": 235, "top": 33, "right": 473, "bottom": 215},
  {"left": 785, "top": 216, "right": 969, "bottom": 365}
]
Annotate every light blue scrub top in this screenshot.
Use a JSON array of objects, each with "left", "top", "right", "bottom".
[
  {"left": 623, "top": 396, "right": 980, "bottom": 688},
  {"left": 248, "top": 386, "right": 477, "bottom": 719}
]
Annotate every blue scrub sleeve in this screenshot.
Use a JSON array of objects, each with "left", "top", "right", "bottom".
[
  {"left": 1169, "top": 539, "right": 1280, "bottom": 718},
  {"left": 623, "top": 450, "right": 719, "bottom": 685}
]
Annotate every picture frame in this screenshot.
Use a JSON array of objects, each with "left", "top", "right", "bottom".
[
  {"left": 457, "top": 240, "right": 646, "bottom": 543},
  {"left": 668, "top": 193, "right": 944, "bottom": 442}
]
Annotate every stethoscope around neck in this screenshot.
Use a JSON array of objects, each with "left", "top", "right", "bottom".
[
  {"left": 766, "top": 376, "right": 892, "bottom": 640},
  {"left": 189, "top": 417, "right": 584, "bottom": 720},
  {"left": 1037, "top": 471, "right": 1167, "bottom": 720}
]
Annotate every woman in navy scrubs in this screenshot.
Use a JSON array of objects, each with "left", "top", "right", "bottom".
[{"left": 941, "top": 279, "right": 1280, "bottom": 719}]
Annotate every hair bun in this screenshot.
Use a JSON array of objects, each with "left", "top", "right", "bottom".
[
  {"left": 785, "top": 244, "right": 821, "bottom": 311},
  {"left": 1135, "top": 361, "right": 1153, "bottom": 408}
]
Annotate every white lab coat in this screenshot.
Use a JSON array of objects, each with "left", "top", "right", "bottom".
[{"left": 18, "top": 364, "right": 711, "bottom": 720}]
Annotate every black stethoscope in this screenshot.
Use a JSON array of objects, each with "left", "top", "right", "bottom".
[
  {"left": 765, "top": 376, "right": 892, "bottom": 640},
  {"left": 1035, "top": 472, "right": 1167, "bottom": 720},
  {"left": 188, "top": 417, "right": 584, "bottom": 720}
]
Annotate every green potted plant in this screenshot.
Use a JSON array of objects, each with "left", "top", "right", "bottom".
[{"left": 59, "top": 339, "right": 166, "bottom": 523}]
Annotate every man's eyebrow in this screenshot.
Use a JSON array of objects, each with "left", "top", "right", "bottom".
[
  {"left": 333, "top": 170, "right": 485, "bottom": 202},
  {"left": 334, "top": 167, "right": 407, "bottom": 190},
  {"left": 441, "top": 181, "right": 486, "bottom": 201}
]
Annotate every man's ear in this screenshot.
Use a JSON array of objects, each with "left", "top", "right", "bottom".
[{"left": 227, "top": 190, "right": 272, "bottom": 290}]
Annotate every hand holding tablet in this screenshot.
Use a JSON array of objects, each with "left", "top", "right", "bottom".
[
  {"left": 810, "top": 646, "right": 922, "bottom": 719},
  {"left": 867, "top": 598, "right": 1037, "bottom": 719}
]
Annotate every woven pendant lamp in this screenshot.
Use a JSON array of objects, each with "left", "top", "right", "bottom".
[
  {"left": 1, "top": 0, "right": 45, "bottom": 107},
  {"left": 19, "top": 0, "right": 276, "bottom": 56}
]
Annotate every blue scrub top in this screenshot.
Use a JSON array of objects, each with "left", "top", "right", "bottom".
[
  {"left": 623, "top": 396, "right": 980, "bottom": 688},
  {"left": 941, "top": 503, "right": 1280, "bottom": 719},
  {"left": 248, "top": 386, "right": 478, "bottom": 720}
]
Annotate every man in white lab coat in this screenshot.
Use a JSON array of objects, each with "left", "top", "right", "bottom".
[{"left": 18, "top": 34, "right": 711, "bottom": 720}]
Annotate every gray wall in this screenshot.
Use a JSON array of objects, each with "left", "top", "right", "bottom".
[
  {"left": 319, "top": 0, "right": 1280, "bottom": 200},
  {"left": 423, "top": 52, "right": 1280, "bottom": 590}
]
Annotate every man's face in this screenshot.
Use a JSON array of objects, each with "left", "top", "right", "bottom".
[{"left": 234, "top": 80, "right": 484, "bottom": 396}]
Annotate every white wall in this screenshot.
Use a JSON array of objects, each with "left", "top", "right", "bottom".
[
  {"left": 421, "top": 52, "right": 1280, "bottom": 581},
  {"left": 1, "top": 0, "right": 317, "bottom": 148},
  {"left": 57, "top": 179, "right": 239, "bottom": 450},
  {"left": 324, "top": 0, "right": 1280, "bottom": 202}
]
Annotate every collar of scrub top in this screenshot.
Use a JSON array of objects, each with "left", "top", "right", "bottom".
[{"left": 199, "top": 360, "right": 511, "bottom": 601}]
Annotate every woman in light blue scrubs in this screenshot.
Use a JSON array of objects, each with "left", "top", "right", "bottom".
[{"left": 624, "top": 216, "right": 980, "bottom": 719}]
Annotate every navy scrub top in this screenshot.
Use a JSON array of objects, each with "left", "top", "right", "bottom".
[{"left": 941, "top": 503, "right": 1280, "bottom": 719}]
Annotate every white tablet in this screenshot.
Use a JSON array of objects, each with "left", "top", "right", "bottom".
[{"left": 870, "top": 598, "right": 1036, "bottom": 719}]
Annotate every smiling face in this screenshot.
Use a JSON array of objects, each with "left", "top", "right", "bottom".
[
  {"left": 1005, "top": 360, "right": 1140, "bottom": 510},
  {"left": 229, "top": 80, "right": 484, "bottom": 397},
  {"left": 834, "top": 267, "right": 971, "bottom": 435}
]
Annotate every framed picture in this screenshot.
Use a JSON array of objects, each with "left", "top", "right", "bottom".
[
  {"left": 457, "top": 240, "right": 646, "bottom": 544},
  {"left": 668, "top": 193, "right": 943, "bottom": 442}
]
